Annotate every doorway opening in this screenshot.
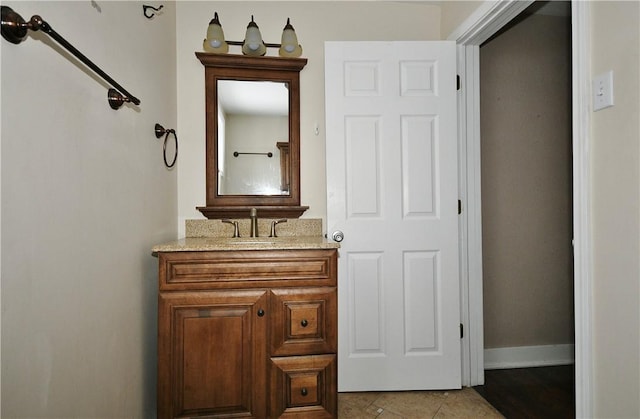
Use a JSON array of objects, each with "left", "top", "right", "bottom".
[
  {"left": 463, "top": 1, "right": 577, "bottom": 417},
  {"left": 480, "top": 1, "right": 574, "bottom": 372}
]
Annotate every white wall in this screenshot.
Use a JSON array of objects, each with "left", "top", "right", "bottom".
[
  {"left": 1, "top": 2, "right": 177, "bottom": 416},
  {"left": 176, "top": 1, "right": 441, "bottom": 235}
]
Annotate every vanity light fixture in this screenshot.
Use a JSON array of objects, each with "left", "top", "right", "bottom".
[
  {"left": 279, "top": 18, "right": 302, "bottom": 58},
  {"left": 242, "top": 15, "right": 266, "bottom": 56},
  {"left": 203, "top": 12, "right": 228, "bottom": 54},
  {"left": 201, "top": 12, "right": 303, "bottom": 57}
]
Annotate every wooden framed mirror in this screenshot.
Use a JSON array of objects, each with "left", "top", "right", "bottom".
[{"left": 195, "top": 53, "right": 308, "bottom": 219}]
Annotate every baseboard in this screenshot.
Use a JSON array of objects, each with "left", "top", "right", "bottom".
[{"left": 484, "top": 344, "right": 575, "bottom": 370}]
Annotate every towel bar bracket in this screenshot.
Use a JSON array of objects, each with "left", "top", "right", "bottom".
[{"left": 0, "top": 6, "right": 28, "bottom": 44}]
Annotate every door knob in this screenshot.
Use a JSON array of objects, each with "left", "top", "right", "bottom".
[{"left": 331, "top": 230, "right": 344, "bottom": 242}]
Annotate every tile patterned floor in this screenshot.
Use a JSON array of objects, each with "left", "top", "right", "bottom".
[{"left": 338, "top": 388, "right": 504, "bottom": 418}]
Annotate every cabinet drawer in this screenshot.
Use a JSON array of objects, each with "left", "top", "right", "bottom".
[
  {"left": 269, "top": 354, "right": 337, "bottom": 418},
  {"left": 159, "top": 250, "right": 337, "bottom": 291},
  {"left": 270, "top": 287, "right": 337, "bottom": 356}
]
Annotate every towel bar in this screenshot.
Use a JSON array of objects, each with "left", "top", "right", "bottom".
[{"left": 1, "top": 6, "right": 140, "bottom": 110}]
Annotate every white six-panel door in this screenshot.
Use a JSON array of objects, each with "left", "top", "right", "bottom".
[{"left": 325, "top": 41, "right": 460, "bottom": 391}]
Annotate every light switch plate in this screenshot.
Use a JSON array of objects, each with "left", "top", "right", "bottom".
[{"left": 593, "top": 71, "right": 614, "bottom": 111}]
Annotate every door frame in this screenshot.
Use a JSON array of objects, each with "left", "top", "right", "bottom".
[{"left": 450, "top": 1, "right": 593, "bottom": 418}]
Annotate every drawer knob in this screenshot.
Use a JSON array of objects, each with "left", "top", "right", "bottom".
[
  {"left": 300, "top": 319, "right": 308, "bottom": 327},
  {"left": 257, "top": 309, "right": 265, "bottom": 317},
  {"left": 301, "top": 387, "right": 308, "bottom": 396}
]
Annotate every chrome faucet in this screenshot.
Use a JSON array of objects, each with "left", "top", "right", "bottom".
[{"left": 249, "top": 208, "right": 259, "bottom": 237}]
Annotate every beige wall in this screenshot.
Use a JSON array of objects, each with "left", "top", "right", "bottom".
[
  {"left": 176, "top": 1, "right": 441, "bottom": 235},
  {"left": 591, "top": 2, "right": 640, "bottom": 417},
  {"left": 1, "top": 2, "right": 177, "bottom": 416},
  {"left": 480, "top": 13, "right": 573, "bottom": 349},
  {"left": 440, "top": 0, "right": 484, "bottom": 39}
]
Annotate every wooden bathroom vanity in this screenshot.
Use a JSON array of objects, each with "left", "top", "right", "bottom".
[
  {"left": 153, "top": 233, "right": 339, "bottom": 418},
  {"left": 155, "top": 52, "right": 336, "bottom": 417}
]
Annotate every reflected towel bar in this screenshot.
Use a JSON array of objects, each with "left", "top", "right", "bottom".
[
  {"left": 233, "top": 151, "right": 273, "bottom": 158},
  {"left": 1, "top": 6, "right": 140, "bottom": 110}
]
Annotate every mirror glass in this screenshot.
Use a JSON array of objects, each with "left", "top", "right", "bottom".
[{"left": 216, "top": 80, "right": 289, "bottom": 196}]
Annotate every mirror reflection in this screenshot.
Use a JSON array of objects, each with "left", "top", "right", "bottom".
[{"left": 217, "top": 80, "right": 289, "bottom": 195}]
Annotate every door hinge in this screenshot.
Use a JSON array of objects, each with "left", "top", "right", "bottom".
[
  {"left": 458, "top": 199, "right": 462, "bottom": 215},
  {"left": 456, "top": 75, "right": 461, "bottom": 91},
  {"left": 460, "top": 323, "right": 464, "bottom": 339}
]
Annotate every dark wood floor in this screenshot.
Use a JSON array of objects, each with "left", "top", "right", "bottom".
[{"left": 474, "top": 365, "right": 575, "bottom": 419}]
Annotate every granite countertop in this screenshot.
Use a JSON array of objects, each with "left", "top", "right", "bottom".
[
  {"left": 152, "top": 218, "right": 339, "bottom": 252},
  {"left": 152, "top": 236, "right": 339, "bottom": 252}
]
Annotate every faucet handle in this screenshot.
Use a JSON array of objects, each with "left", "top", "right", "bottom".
[
  {"left": 269, "top": 219, "right": 287, "bottom": 238},
  {"left": 221, "top": 219, "right": 240, "bottom": 238}
]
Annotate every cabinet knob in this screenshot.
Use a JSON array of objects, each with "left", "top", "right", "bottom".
[
  {"left": 301, "top": 387, "right": 308, "bottom": 396},
  {"left": 257, "top": 309, "right": 265, "bottom": 317},
  {"left": 300, "top": 319, "right": 308, "bottom": 327}
]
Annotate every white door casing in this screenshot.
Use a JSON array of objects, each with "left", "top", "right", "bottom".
[
  {"left": 325, "top": 41, "right": 460, "bottom": 391},
  {"left": 451, "top": 2, "right": 592, "bottom": 416}
]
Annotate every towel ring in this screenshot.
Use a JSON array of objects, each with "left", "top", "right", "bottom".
[{"left": 155, "top": 123, "right": 178, "bottom": 168}]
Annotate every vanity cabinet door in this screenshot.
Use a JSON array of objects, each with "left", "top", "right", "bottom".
[
  {"left": 269, "top": 354, "right": 337, "bottom": 418},
  {"left": 158, "top": 289, "right": 268, "bottom": 419},
  {"left": 270, "top": 287, "right": 337, "bottom": 356}
]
